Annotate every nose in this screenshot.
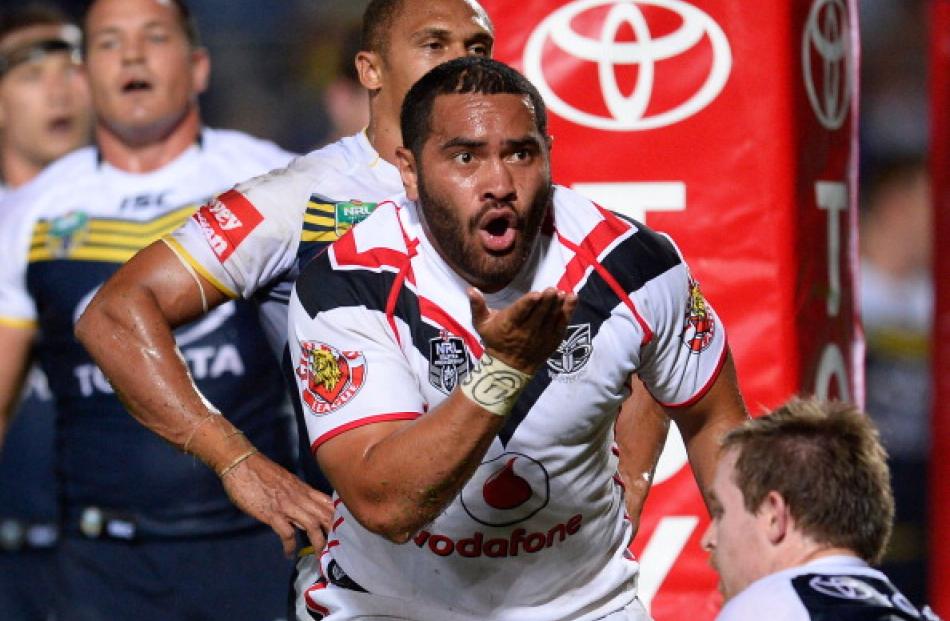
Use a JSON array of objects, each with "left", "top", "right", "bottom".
[
  {"left": 700, "top": 522, "right": 716, "bottom": 552},
  {"left": 121, "top": 35, "right": 145, "bottom": 65},
  {"left": 479, "top": 157, "right": 516, "bottom": 205}
]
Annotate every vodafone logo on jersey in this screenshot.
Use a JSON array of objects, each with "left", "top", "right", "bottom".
[
  {"left": 461, "top": 452, "right": 549, "bottom": 527},
  {"left": 193, "top": 189, "right": 264, "bottom": 262},
  {"left": 523, "top": 0, "right": 732, "bottom": 131},
  {"left": 414, "top": 452, "right": 585, "bottom": 559}
]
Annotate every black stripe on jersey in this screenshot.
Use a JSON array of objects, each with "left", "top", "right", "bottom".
[
  {"left": 498, "top": 225, "right": 682, "bottom": 445},
  {"left": 296, "top": 254, "right": 447, "bottom": 364},
  {"left": 790, "top": 573, "right": 929, "bottom": 620}
]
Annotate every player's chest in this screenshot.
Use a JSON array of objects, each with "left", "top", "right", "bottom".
[{"left": 407, "top": 310, "right": 640, "bottom": 443}]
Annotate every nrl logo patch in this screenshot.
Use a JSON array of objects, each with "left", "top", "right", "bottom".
[
  {"left": 296, "top": 341, "right": 366, "bottom": 415},
  {"left": 334, "top": 200, "right": 377, "bottom": 237},
  {"left": 45, "top": 210, "right": 89, "bottom": 258},
  {"left": 682, "top": 279, "right": 715, "bottom": 353},
  {"left": 547, "top": 323, "right": 593, "bottom": 378},
  {"left": 428, "top": 332, "right": 470, "bottom": 394}
]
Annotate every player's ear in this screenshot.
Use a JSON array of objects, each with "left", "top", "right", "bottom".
[
  {"left": 761, "top": 490, "right": 790, "bottom": 545},
  {"left": 356, "top": 50, "right": 382, "bottom": 92},
  {"left": 395, "top": 146, "right": 418, "bottom": 200},
  {"left": 190, "top": 47, "right": 210, "bottom": 95}
]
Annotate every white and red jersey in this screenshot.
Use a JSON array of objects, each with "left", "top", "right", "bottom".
[
  {"left": 287, "top": 186, "right": 728, "bottom": 620},
  {"left": 716, "top": 556, "right": 941, "bottom": 621},
  {"left": 168, "top": 131, "right": 403, "bottom": 353}
]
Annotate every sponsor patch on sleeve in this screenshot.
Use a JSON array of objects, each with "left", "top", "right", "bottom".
[
  {"left": 296, "top": 341, "right": 366, "bottom": 415},
  {"left": 191, "top": 189, "right": 264, "bottom": 262}
]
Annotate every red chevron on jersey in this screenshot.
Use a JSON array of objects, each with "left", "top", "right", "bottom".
[{"left": 556, "top": 206, "right": 633, "bottom": 293}]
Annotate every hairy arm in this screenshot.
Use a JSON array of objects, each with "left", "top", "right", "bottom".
[
  {"left": 75, "top": 240, "right": 332, "bottom": 554},
  {"left": 615, "top": 375, "right": 670, "bottom": 534},
  {"left": 665, "top": 351, "right": 748, "bottom": 506},
  {"left": 315, "top": 288, "right": 577, "bottom": 543},
  {"left": 0, "top": 323, "right": 36, "bottom": 444}
]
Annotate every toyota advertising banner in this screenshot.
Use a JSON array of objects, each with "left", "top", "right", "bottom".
[{"left": 480, "top": 0, "right": 861, "bottom": 618}]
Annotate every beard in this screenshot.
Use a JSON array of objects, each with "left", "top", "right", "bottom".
[{"left": 417, "top": 171, "right": 553, "bottom": 292}]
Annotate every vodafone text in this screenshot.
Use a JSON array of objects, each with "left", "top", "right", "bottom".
[{"left": 412, "top": 514, "right": 583, "bottom": 558}]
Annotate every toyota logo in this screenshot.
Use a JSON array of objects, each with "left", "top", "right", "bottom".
[
  {"left": 802, "top": 0, "right": 853, "bottom": 130},
  {"left": 523, "top": 0, "right": 732, "bottom": 131}
]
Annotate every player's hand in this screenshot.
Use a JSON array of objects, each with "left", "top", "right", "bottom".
[
  {"left": 469, "top": 286, "right": 577, "bottom": 375},
  {"left": 219, "top": 452, "right": 334, "bottom": 557}
]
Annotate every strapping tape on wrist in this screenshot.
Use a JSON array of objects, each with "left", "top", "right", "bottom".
[{"left": 459, "top": 353, "right": 531, "bottom": 416}]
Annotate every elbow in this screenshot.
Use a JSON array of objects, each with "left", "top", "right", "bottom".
[
  {"left": 345, "top": 500, "right": 422, "bottom": 544},
  {"left": 74, "top": 302, "right": 102, "bottom": 348}
]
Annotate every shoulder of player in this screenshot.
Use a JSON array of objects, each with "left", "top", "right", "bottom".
[
  {"left": 293, "top": 199, "right": 407, "bottom": 309},
  {"left": 0, "top": 147, "right": 97, "bottom": 223},
  {"left": 551, "top": 185, "right": 683, "bottom": 288},
  {"left": 200, "top": 127, "right": 297, "bottom": 171},
  {"left": 225, "top": 137, "right": 363, "bottom": 208}
]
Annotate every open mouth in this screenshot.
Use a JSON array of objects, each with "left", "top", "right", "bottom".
[
  {"left": 478, "top": 209, "right": 519, "bottom": 253},
  {"left": 122, "top": 78, "right": 152, "bottom": 93},
  {"left": 47, "top": 116, "right": 75, "bottom": 133}
]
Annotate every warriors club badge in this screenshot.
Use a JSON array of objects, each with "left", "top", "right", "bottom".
[
  {"left": 296, "top": 341, "right": 366, "bottom": 415},
  {"left": 682, "top": 279, "right": 716, "bottom": 353},
  {"left": 547, "top": 323, "right": 593, "bottom": 378},
  {"left": 428, "top": 332, "right": 470, "bottom": 394}
]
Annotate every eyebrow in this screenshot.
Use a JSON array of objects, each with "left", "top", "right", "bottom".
[
  {"left": 440, "top": 136, "right": 541, "bottom": 151},
  {"left": 90, "top": 20, "right": 171, "bottom": 38}
]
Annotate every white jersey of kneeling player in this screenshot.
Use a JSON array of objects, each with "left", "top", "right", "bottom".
[{"left": 287, "top": 186, "right": 728, "bottom": 620}]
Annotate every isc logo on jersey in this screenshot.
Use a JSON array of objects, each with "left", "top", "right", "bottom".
[
  {"left": 296, "top": 341, "right": 366, "bottom": 415},
  {"left": 192, "top": 189, "right": 264, "bottom": 261}
]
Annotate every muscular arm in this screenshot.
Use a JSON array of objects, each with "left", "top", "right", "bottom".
[
  {"left": 615, "top": 376, "right": 669, "bottom": 534},
  {"left": 75, "top": 240, "right": 332, "bottom": 554},
  {"left": 665, "top": 350, "right": 748, "bottom": 507},
  {"left": 315, "top": 288, "right": 576, "bottom": 544},
  {"left": 0, "top": 323, "right": 36, "bottom": 444}
]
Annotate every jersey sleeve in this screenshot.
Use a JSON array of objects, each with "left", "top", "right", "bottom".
[
  {"left": 166, "top": 156, "right": 315, "bottom": 300},
  {"left": 287, "top": 286, "right": 424, "bottom": 455},
  {"left": 635, "top": 236, "right": 728, "bottom": 407},
  {"left": 0, "top": 194, "right": 39, "bottom": 328}
]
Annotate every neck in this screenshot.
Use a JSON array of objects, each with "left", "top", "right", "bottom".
[
  {"left": 365, "top": 96, "right": 400, "bottom": 165},
  {"left": 0, "top": 148, "right": 43, "bottom": 189},
  {"left": 95, "top": 105, "right": 202, "bottom": 174},
  {"left": 771, "top": 541, "right": 861, "bottom": 576}
]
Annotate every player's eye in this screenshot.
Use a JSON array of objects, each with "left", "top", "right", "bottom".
[
  {"left": 467, "top": 43, "right": 489, "bottom": 56},
  {"left": 93, "top": 36, "right": 119, "bottom": 51},
  {"left": 452, "top": 152, "right": 474, "bottom": 165}
]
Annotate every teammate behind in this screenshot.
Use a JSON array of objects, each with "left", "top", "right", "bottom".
[
  {"left": 287, "top": 56, "right": 748, "bottom": 620},
  {"left": 0, "top": 6, "right": 90, "bottom": 620},
  {"left": 0, "top": 0, "right": 327, "bottom": 619},
  {"left": 703, "top": 398, "right": 940, "bottom": 621}
]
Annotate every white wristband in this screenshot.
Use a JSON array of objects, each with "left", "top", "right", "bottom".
[{"left": 460, "top": 353, "right": 532, "bottom": 417}]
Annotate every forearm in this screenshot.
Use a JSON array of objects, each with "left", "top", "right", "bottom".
[
  {"left": 615, "top": 377, "right": 669, "bottom": 527},
  {"left": 0, "top": 324, "right": 37, "bottom": 445},
  {"left": 669, "top": 353, "right": 748, "bottom": 506},
  {"left": 75, "top": 282, "right": 246, "bottom": 471},
  {"left": 324, "top": 389, "right": 507, "bottom": 543}
]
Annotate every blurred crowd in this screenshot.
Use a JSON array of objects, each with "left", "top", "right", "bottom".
[{"left": 859, "top": 0, "right": 931, "bottom": 603}]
